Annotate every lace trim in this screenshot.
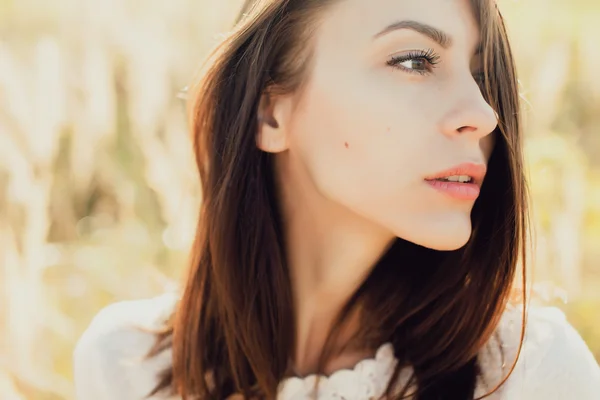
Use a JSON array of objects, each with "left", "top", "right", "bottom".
[{"left": 277, "top": 342, "right": 413, "bottom": 399}]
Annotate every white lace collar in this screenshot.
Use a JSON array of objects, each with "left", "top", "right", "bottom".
[{"left": 276, "top": 342, "right": 414, "bottom": 399}]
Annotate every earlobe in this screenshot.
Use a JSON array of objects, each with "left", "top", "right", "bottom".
[{"left": 256, "top": 91, "right": 290, "bottom": 153}]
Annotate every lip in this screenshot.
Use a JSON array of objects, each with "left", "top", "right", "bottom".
[{"left": 423, "top": 162, "right": 487, "bottom": 201}]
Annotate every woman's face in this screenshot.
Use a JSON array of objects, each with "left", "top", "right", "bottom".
[{"left": 266, "top": 0, "right": 498, "bottom": 251}]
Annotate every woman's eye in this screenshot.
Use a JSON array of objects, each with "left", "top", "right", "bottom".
[
  {"left": 397, "top": 58, "right": 429, "bottom": 72},
  {"left": 386, "top": 49, "right": 440, "bottom": 75}
]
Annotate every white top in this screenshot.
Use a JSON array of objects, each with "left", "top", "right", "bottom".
[{"left": 73, "top": 292, "right": 600, "bottom": 400}]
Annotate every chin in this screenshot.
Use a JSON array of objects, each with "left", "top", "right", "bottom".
[
  {"left": 424, "top": 234, "right": 471, "bottom": 251},
  {"left": 392, "top": 213, "right": 473, "bottom": 251}
]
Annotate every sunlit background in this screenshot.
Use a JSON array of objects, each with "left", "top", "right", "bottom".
[{"left": 1, "top": 0, "right": 599, "bottom": 398}]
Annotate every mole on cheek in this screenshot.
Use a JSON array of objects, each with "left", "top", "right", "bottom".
[
  {"left": 344, "top": 142, "right": 349, "bottom": 148},
  {"left": 386, "top": 126, "right": 391, "bottom": 133}
]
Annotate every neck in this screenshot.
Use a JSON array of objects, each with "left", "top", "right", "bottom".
[{"left": 274, "top": 152, "right": 394, "bottom": 375}]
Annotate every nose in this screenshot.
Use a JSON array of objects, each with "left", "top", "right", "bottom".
[{"left": 438, "top": 75, "right": 499, "bottom": 141}]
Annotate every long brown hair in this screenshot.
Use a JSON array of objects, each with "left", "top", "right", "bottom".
[{"left": 145, "top": 0, "right": 529, "bottom": 399}]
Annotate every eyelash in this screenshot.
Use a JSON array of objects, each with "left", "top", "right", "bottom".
[
  {"left": 386, "top": 48, "right": 441, "bottom": 75},
  {"left": 386, "top": 49, "right": 488, "bottom": 90}
]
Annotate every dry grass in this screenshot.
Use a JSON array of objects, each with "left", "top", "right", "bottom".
[{"left": 1, "top": 0, "right": 599, "bottom": 398}]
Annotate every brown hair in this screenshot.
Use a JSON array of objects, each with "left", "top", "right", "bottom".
[{"left": 145, "top": 0, "right": 529, "bottom": 398}]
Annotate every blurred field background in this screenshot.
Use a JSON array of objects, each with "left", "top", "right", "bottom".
[{"left": 1, "top": 0, "right": 599, "bottom": 398}]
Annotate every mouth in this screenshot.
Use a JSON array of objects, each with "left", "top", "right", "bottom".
[
  {"left": 423, "top": 162, "right": 486, "bottom": 201},
  {"left": 427, "top": 175, "right": 474, "bottom": 184}
]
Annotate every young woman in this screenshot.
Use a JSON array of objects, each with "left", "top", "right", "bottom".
[{"left": 73, "top": 0, "right": 600, "bottom": 399}]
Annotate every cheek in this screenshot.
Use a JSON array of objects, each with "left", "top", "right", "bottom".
[{"left": 288, "top": 74, "right": 432, "bottom": 208}]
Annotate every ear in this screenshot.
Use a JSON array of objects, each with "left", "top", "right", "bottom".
[{"left": 256, "top": 90, "right": 292, "bottom": 153}]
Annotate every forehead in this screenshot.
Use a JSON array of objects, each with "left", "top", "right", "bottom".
[{"left": 316, "top": 0, "right": 481, "bottom": 52}]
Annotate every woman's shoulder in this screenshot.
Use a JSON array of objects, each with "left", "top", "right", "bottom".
[
  {"left": 479, "top": 303, "right": 600, "bottom": 399},
  {"left": 73, "top": 291, "right": 180, "bottom": 400}
]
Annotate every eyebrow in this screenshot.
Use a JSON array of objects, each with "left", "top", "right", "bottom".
[{"left": 373, "top": 20, "right": 453, "bottom": 49}]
